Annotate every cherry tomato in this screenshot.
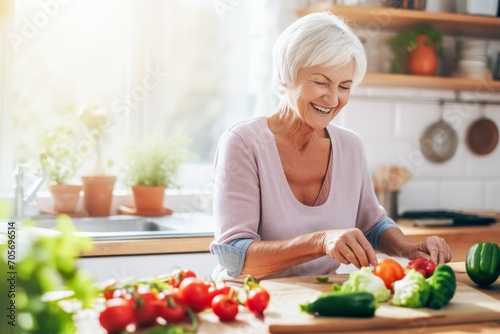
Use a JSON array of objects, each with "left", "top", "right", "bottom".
[
  {"left": 423, "top": 260, "right": 437, "bottom": 277},
  {"left": 179, "top": 277, "right": 211, "bottom": 313},
  {"left": 102, "top": 281, "right": 118, "bottom": 300},
  {"left": 417, "top": 268, "right": 427, "bottom": 277},
  {"left": 246, "top": 288, "right": 270, "bottom": 314},
  {"left": 208, "top": 285, "right": 235, "bottom": 304},
  {"left": 211, "top": 294, "right": 239, "bottom": 321},
  {"left": 99, "top": 298, "right": 135, "bottom": 333},
  {"left": 408, "top": 258, "right": 437, "bottom": 278},
  {"left": 133, "top": 291, "right": 158, "bottom": 327},
  {"left": 373, "top": 258, "right": 405, "bottom": 289},
  {"left": 169, "top": 269, "right": 196, "bottom": 288},
  {"left": 156, "top": 294, "right": 186, "bottom": 323}
]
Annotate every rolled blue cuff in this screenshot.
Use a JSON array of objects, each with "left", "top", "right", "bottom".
[
  {"left": 366, "top": 217, "right": 400, "bottom": 251},
  {"left": 211, "top": 238, "right": 255, "bottom": 277}
]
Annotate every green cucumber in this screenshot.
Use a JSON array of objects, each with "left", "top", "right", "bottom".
[{"left": 300, "top": 291, "right": 376, "bottom": 317}]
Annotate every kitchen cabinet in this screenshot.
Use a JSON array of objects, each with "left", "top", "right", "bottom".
[{"left": 299, "top": 3, "right": 500, "bottom": 92}]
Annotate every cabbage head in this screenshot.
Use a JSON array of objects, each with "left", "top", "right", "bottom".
[
  {"left": 391, "top": 269, "right": 431, "bottom": 308},
  {"left": 340, "top": 267, "right": 391, "bottom": 302}
]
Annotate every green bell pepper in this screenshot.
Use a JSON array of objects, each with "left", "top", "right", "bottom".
[{"left": 466, "top": 242, "right": 500, "bottom": 287}]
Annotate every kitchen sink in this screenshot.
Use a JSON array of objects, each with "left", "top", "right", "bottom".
[
  {"left": 0, "top": 212, "right": 215, "bottom": 240},
  {"left": 26, "top": 217, "right": 174, "bottom": 233}
]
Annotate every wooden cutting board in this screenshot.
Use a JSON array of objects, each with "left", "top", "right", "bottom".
[{"left": 261, "top": 274, "right": 500, "bottom": 333}]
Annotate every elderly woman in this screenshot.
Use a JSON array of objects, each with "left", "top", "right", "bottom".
[{"left": 210, "top": 13, "right": 451, "bottom": 281}]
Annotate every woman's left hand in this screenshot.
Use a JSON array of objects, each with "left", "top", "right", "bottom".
[{"left": 406, "top": 236, "right": 452, "bottom": 264}]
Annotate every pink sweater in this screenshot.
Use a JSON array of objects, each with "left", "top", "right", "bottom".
[{"left": 211, "top": 116, "right": 386, "bottom": 279}]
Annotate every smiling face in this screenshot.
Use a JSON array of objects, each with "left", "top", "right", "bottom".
[{"left": 286, "top": 60, "right": 355, "bottom": 130}]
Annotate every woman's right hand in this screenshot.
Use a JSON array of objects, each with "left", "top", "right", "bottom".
[{"left": 321, "top": 228, "right": 378, "bottom": 269}]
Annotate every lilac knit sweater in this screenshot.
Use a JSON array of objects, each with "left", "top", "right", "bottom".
[{"left": 211, "top": 116, "right": 386, "bottom": 280}]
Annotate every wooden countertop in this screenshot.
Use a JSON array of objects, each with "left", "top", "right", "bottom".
[
  {"left": 193, "top": 262, "right": 500, "bottom": 334},
  {"left": 81, "top": 219, "right": 500, "bottom": 258},
  {"left": 397, "top": 219, "right": 500, "bottom": 236},
  {"left": 398, "top": 220, "right": 500, "bottom": 262},
  {"left": 81, "top": 236, "right": 214, "bottom": 257}
]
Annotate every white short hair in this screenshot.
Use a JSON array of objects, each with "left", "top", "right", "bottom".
[{"left": 272, "top": 12, "right": 367, "bottom": 96}]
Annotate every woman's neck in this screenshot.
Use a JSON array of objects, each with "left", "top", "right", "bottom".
[{"left": 268, "top": 106, "right": 327, "bottom": 150}]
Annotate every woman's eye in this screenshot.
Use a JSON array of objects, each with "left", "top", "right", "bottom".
[
  {"left": 314, "top": 81, "right": 328, "bottom": 86},
  {"left": 339, "top": 86, "right": 351, "bottom": 90}
]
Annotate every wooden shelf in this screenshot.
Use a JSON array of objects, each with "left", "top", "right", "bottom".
[
  {"left": 299, "top": 4, "right": 500, "bottom": 92},
  {"left": 361, "top": 73, "right": 500, "bottom": 92},
  {"left": 298, "top": 4, "right": 500, "bottom": 39}
]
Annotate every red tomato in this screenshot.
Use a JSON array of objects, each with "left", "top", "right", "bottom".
[
  {"left": 156, "top": 294, "right": 186, "bottom": 323},
  {"left": 373, "top": 258, "right": 405, "bottom": 289},
  {"left": 211, "top": 294, "right": 239, "bottom": 321},
  {"left": 169, "top": 269, "right": 196, "bottom": 288},
  {"left": 133, "top": 291, "right": 159, "bottom": 327},
  {"left": 408, "top": 258, "right": 427, "bottom": 269},
  {"left": 179, "top": 277, "right": 210, "bottom": 313},
  {"left": 246, "top": 288, "right": 270, "bottom": 314},
  {"left": 208, "top": 285, "right": 235, "bottom": 304},
  {"left": 102, "top": 280, "right": 118, "bottom": 299},
  {"left": 99, "top": 298, "right": 135, "bottom": 333},
  {"left": 423, "top": 260, "right": 437, "bottom": 277},
  {"left": 417, "top": 268, "right": 427, "bottom": 277},
  {"left": 408, "top": 258, "right": 437, "bottom": 278}
]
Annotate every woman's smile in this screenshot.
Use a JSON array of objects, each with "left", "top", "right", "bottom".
[{"left": 310, "top": 103, "right": 332, "bottom": 115}]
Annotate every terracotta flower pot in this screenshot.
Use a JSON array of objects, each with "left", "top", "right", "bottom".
[
  {"left": 49, "top": 184, "right": 83, "bottom": 214},
  {"left": 407, "top": 35, "right": 438, "bottom": 76},
  {"left": 131, "top": 185, "right": 166, "bottom": 212},
  {"left": 82, "top": 176, "right": 116, "bottom": 216}
]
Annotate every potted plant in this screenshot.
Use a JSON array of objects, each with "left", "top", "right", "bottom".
[
  {"left": 123, "top": 131, "right": 190, "bottom": 212},
  {"left": 387, "top": 24, "right": 443, "bottom": 76},
  {"left": 75, "top": 105, "right": 117, "bottom": 216},
  {"left": 40, "top": 127, "right": 82, "bottom": 214}
]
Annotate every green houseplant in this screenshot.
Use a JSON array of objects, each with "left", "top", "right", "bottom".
[
  {"left": 75, "top": 105, "right": 117, "bottom": 216},
  {"left": 40, "top": 127, "right": 82, "bottom": 214},
  {"left": 387, "top": 24, "right": 443, "bottom": 75},
  {"left": 123, "top": 131, "right": 190, "bottom": 212}
]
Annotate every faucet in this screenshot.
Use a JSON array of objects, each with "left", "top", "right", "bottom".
[{"left": 14, "top": 163, "right": 48, "bottom": 218}]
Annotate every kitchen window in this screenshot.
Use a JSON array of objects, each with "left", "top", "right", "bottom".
[{"left": 1, "top": 0, "right": 271, "bottom": 197}]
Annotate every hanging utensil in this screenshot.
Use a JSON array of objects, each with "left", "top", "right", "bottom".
[
  {"left": 466, "top": 105, "right": 499, "bottom": 155},
  {"left": 420, "top": 101, "right": 458, "bottom": 163}
]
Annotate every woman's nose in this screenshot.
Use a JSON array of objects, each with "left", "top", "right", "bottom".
[{"left": 323, "top": 88, "right": 339, "bottom": 108}]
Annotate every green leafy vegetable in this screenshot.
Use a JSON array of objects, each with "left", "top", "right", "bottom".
[
  {"left": 340, "top": 267, "right": 391, "bottom": 302},
  {"left": 391, "top": 269, "right": 430, "bottom": 308},
  {"left": 316, "top": 276, "right": 329, "bottom": 283},
  {"left": 1, "top": 215, "right": 98, "bottom": 333},
  {"left": 426, "top": 264, "right": 456, "bottom": 309}
]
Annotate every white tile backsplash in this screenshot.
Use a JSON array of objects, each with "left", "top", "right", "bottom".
[
  {"left": 344, "top": 88, "right": 500, "bottom": 213},
  {"left": 365, "top": 141, "right": 414, "bottom": 175},
  {"left": 412, "top": 144, "right": 468, "bottom": 178},
  {"left": 398, "top": 180, "right": 440, "bottom": 213},
  {"left": 343, "top": 100, "right": 394, "bottom": 141},
  {"left": 394, "top": 102, "right": 440, "bottom": 140},
  {"left": 485, "top": 181, "right": 500, "bottom": 211},
  {"left": 439, "top": 180, "right": 484, "bottom": 210}
]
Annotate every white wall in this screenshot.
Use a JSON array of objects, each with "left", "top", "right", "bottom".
[{"left": 334, "top": 87, "right": 500, "bottom": 213}]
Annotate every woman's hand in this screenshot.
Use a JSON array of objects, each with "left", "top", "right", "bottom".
[
  {"left": 321, "top": 228, "right": 378, "bottom": 269},
  {"left": 404, "top": 236, "right": 452, "bottom": 265}
]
